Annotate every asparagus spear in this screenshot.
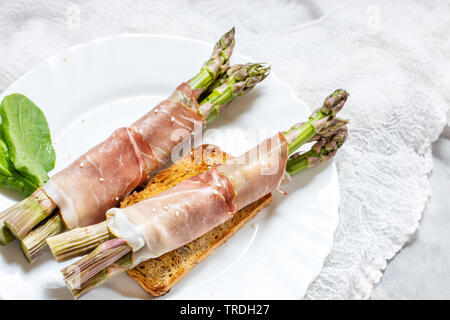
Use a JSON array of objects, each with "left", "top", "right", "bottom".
[
  {"left": 282, "top": 89, "right": 349, "bottom": 155},
  {"left": 70, "top": 253, "right": 132, "bottom": 299},
  {"left": 47, "top": 63, "right": 272, "bottom": 262},
  {"left": 3, "top": 188, "right": 56, "bottom": 240},
  {"left": 61, "top": 90, "right": 349, "bottom": 298},
  {"left": 200, "top": 64, "right": 243, "bottom": 99},
  {"left": 0, "top": 205, "right": 16, "bottom": 244},
  {"left": 62, "top": 238, "right": 130, "bottom": 291},
  {"left": 199, "top": 63, "right": 270, "bottom": 122},
  {"left": 286, "top": 127, "right": 348, "bottom": 176},
  {"left": 47, "top": 221, "right": 111, "bottom": 262},
  {"left": 188, "top": 27, "right": 235, "bottom": 92},
  {"left": 0, "top": 28, "right": 237, "bottom": 248},
  {"left": 20, "top": 213, "right": 66, "bottom": 262}
]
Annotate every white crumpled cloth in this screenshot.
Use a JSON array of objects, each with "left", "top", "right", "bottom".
[{"left": 0, "top": 0, "right": 449, "bottom": 299}]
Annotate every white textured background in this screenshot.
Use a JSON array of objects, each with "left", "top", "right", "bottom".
[{"left": 0, "top": 0, "right": 449, "bottom": 299}]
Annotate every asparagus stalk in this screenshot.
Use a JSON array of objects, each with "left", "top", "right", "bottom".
[
  {"left": 61, "top": 90, "right": 349, "bottom": 298},
  {"left": 47, "top": 221, "right": 111, "bottom": 262},
  {"left": 46, "top": 63, "right": 271, "bottom": 262},
  {"left": 62, "top": 238, "right": 130, "bottom": 291},
  {"left": 282, "top": 89, "right": 349, "bottom": 155},
  {"left": 285, "top": 118, "right": 349, "bottom": 144},
  {"left": 0, "top": 204, "right": 16, "bottom": 244},
  {"left": 201, "top": 64, "right": 243, "bottom": 99},
  {"left": 188, "top": 27, "right": 235, "bottom": 92},
  {"left": 0, "top": 28, "right": 236, "bottom": 252},
  {"left": 20, "top": 213, "right": 66, "bottom": 262},
  {"left": 199, "top": 63, "right": 270, "bottom": 122},
  {"left": 3, "top": 188, "right": 56, "bottom": 240},
  {"left": 70, "top": 252, "right": 132, "bottom": 299},
  {"left": 286, "top": 127, "right": 348, "bottom": 176}
]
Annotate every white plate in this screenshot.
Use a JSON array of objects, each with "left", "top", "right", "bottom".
[{"left": 0, "top": 34, "right": 339, "bottom": 300}]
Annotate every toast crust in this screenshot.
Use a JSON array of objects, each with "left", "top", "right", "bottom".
[{"left": 122, "top": 145, "right": 272, "bottom": 297}]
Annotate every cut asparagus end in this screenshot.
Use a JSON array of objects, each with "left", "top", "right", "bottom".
[
  {"left": 70, "top": 252, "right": 132, "bottom": 299},
  {"left": 0, "top": 202, "right": 19, "bottom": 245},
  {"left": 62, "top": 238, "right": 131, "bottom": 291},
  {"left": 282, "top": 89, "right": 349, "bottom": 155},
  {"left": 198, "top": 62, "right": 271, "bottom": 122},
  {"left": 4, "top": 188, "right": 57, "bottom": 239},
  {"left": 0, "top": 225, "right": 14, "bottom": 245},
  {"left": 20, "top": 213, "right": 66, "bottom": 263},
  {"left": 286, "top": 126, "right": 348, "bottom": 176},
  {"left": 47, "top": 220, "right": 112, "bottom": 262},
  {"left": 188, "top": 28, "right": 236, "bottom": 92}
]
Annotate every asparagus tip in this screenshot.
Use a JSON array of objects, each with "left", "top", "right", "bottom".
[
  {"left": 189, "top": 28, "right": 237, "bottom": 91},
  {"left": 321, "top": 89, "right": 349, "bottom": 115},
  {"left": 243, "top": 63, "right": 271, "bottom": 91},
  {"left": 223, "top": 27, "right": 235, "bottom": 44},
  {"left": 250, "top": 62, "right": 271, "bottom": 78},
  {"left": 214, "top": 27, "right": 236, "bottom": 56}
]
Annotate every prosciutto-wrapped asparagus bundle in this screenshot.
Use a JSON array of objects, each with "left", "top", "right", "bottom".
[
  {"left": 20, "top": 62, "right": 269, "bottom": 262},
  {"left": 1, "top": 28, "right": 270, "bottom": 262},
  {"left": 60, "top": 89, "right": 349, "bottom": 298}
]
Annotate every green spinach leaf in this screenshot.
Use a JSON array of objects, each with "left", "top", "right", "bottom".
[
  {"left": 0, "top": 139, "right": 37, "bottom": 195},
  {"left": 0, "top": 94, "right": 55, "bottom": 193},
  {"left": 0, "top": 139, "right": 11, "bottom": 177}
]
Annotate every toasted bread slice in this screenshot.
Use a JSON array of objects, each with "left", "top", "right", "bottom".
[{"left": 122, "top": 145, "right": 272, "bottom": 297}]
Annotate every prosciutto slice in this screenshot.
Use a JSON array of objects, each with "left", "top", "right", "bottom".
[
  {"left": 217, "top": 133, "right": 288, "bottom": 209},
  {"left": 43, "top": 128, "right": 157, "bottom": 229},
  {"left": 107, "top": 168, "right": 237, "bottom": 265},
  {"left": 43, "top": 83, "right": 203, "bottom": 229},
  {"left": 131, "top": 83, "right": 203, "bottom": 166},
  {"left": 106, "top": 134, "right": 288, "bottom": 265}
]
